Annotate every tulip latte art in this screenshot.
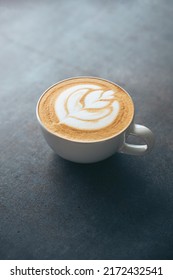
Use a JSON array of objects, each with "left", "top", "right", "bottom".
[{"left": 38, "top": 78, "right": 134, "bottom": 141}]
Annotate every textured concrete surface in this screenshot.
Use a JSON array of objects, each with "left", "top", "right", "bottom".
[{"left": 0, "top": 0, "right": 173, "bottom": 259}]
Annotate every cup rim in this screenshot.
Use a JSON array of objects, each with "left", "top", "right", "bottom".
[{"left": 36, "top": 76, "right": 135, "bottom": 143}]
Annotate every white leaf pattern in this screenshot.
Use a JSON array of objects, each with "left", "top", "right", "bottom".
[{"left": 55, "top": 84, "right": 120, "bottom": 130}]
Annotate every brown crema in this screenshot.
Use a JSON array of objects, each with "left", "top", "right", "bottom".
[{"left": 38, "top": 77, "right": 134, "bottom": 142}]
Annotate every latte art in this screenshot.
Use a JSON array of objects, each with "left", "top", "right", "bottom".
[
  {"left": 38, "top": 77, "right": 134, "bottom": 141},
  {"left": 55, "top": 84, "right": 120, "bottom": 130}
]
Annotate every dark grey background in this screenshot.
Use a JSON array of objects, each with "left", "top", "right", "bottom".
[{"left": 0, "top": 0, "right": 173, "bottom": 259}]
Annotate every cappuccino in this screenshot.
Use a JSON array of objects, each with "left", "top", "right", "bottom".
[{"left": 38, "top": 77, "right": 134, "bottom": 141}]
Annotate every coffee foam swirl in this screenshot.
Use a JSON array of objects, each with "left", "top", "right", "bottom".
[
  {"left": 55, "top": 84, "right": 120, "bottom": 130},
  {"left": 38, "top": 77, "right": 134, "bottom": 141}
]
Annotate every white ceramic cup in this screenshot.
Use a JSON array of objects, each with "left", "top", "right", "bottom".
[{"left": 36, "top": 77, "right": 154, "bottom": 163}]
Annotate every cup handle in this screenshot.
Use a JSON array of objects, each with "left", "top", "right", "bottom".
[{"left": 119, "top": 124, "right": 154, "bottom": 155}]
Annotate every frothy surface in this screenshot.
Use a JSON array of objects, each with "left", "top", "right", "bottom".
[
  {"left": 38, "top": 77, "right": 134, "bottom": 141},
  {"left": 55, "top": 84, "right": 120, "bottom": 130}
]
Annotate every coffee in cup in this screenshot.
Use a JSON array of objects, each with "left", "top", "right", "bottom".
[
  {"left": 36, "top": 77, "right": 154, "bottom": 163},
  {"left": 38, "top": 77, "right": 134, "bottom": 142}
]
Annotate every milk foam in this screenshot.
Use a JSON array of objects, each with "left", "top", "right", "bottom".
[{"left": 55, "top": 84, "right": 120, "bottom": 130}]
